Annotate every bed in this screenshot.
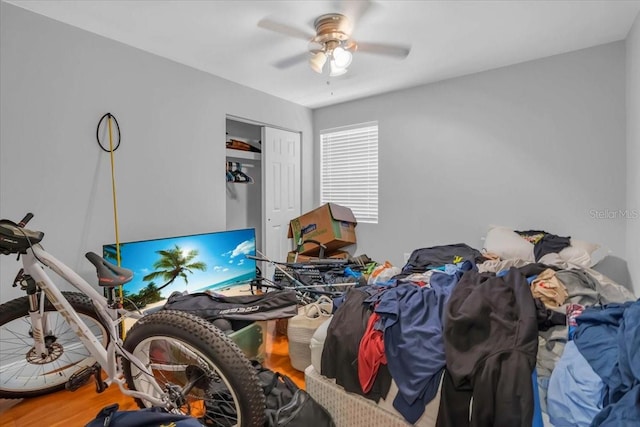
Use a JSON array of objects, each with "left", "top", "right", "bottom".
[{"left": 303, "top": 227, "right": 638, "bottom": 427}]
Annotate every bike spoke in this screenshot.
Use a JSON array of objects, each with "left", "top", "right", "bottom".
[
  {"left": 0, "top": 306, "right": 106, "bottom": 394},
  {"left": 127, "top": 336, "right": 242, "bottom": 426}
]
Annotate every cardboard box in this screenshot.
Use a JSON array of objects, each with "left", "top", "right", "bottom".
[
  {"left": 286, "top": 250, "right": 350, "bottom": 263},
  {"left": 287, "top": 203, "right": 357, "bottom": 255}
]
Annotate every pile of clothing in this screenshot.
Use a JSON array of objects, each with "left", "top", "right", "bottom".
[{"left": 318, "top": 243, "right": 638, "bottom": 427}]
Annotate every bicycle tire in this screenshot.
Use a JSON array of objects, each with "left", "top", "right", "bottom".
[
  {"left": 123, "top": 309, "right": 266, "bottom": 427},
  {"left": 0, "top": 291, "right": 108, "bottom": 398}
]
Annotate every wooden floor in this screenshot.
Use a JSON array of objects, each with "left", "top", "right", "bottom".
[{"left": 0, "top": 331, "right": 304, "bottom": 426}]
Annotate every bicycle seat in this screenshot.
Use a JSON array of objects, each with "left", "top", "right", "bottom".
[{"left": 85, "top": 252, "right": 133, "bottom": 287}]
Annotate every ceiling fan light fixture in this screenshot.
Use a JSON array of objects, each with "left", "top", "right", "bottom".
[
  {"left": 332, "top": 46, "right": 352, "bottom": 68},
  {"left": 329, "top": 59, "right": 348, "bottom": 77},
  {"left": 309, "top": 51, "right": 327, "bottom": 73}
]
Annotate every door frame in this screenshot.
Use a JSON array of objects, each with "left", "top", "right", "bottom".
[{"left": 225, "top": 114, "right": 303, "bottom": 270}]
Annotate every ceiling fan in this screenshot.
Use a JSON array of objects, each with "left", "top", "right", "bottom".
[{"left": 257, "top": 4, "right": 411, "bottom": 77}]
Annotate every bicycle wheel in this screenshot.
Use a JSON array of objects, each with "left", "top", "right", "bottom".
[
  {"left": 123, "top": 309, "right": 265, "bottom": 427},
  {"left": 0, "top": 291, "right": 108, "bottom": 398}
]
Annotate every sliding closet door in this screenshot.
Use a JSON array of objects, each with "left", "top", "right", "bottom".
[{"left": 262, "top": 127, "right": 301, "bottom": 278}]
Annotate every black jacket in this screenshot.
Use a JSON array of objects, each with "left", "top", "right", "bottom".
[{"left": 437, "top": 268, "right": 539, "bottom": 427}]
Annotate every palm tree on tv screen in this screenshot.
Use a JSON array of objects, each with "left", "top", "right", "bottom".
[
  {"left": 143, "top": 245, "right": 207, "bottom": 292},
  {"left": 103, "top": 245, "right": 118, "bottom": 263},
  {"left": 122, "top": 281, "right": 163, "bottom": 309}
]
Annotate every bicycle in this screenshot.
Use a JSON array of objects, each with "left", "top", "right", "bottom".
[{"left": 0, "top": 213, "right": 266, "bottom": 426}]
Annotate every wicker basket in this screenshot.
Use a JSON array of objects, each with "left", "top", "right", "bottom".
[{"left": 305, "top": 365, "right": 440, "bottom": 427}]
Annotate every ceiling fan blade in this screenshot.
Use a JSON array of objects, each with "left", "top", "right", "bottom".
[
  {"left": 273, "top": 52, "right": 311, "bottom": 69},
  {"left": 356, "top": 41, "right": 411, "bottom": 58},
  {"left": 258, "top": 18, "right": 314, "bottom": 41},
  {"left": 340, "top": 0, "right": 374, "bottom": 24}
]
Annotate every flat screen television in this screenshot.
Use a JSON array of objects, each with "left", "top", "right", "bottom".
[{"left": 102, "top": 228, "right": 257, "bottom": 304}]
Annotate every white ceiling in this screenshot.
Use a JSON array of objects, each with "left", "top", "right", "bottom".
[{"left": 6, "top": 0, "right": 640, "bottom": 109}]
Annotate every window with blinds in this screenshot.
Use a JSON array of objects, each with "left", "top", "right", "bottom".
[{"left": 320, "top": 122, "right": 378, "bottom": 224}]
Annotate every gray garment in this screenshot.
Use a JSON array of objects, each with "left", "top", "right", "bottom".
[
  {"left": 477, "top": 258, "right": 531, "bottom": 273},
  {"left": 583, "top": 267, "right": 636, "bottom": 302},
  {"left": 537, "top": 324, "right": 569, "bottom": 414},
  {"left": 537, "top": 325, "right": 569, "bottom": 379},
  {"left": 555, "top": 269, "right": 602, "bottom": 306},
  {"left": 556, "top": 269, "right": 636, "bottom": 306}
]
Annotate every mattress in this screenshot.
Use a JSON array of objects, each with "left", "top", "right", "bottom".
[
  {"left": 305, "top": 366, "right": 440, "bottom": 427},
  {"left": 306, "top": 317, "right": 439, "bottom": 427}
]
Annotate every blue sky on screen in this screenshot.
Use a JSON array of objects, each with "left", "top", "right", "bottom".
[{"left": 103, "top": 229, "right": 256, "bottom": 297}]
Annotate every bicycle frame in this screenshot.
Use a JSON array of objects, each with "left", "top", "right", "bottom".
[{"left": 21, "top": 243, "right": 169, "bottom": 406}]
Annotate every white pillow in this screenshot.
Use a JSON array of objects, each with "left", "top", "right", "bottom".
[
  {"left": 589, "top": 246, "right": 610, "bottom": 266},
  {"left": 560, "top": 239, "right": 608, "bottom": 267},
  {"left": 570, "top": 239, "right": 600, "bottom": 255},
  {"left": 483, "top": 226, "right": 534, "bottom": 261},
  {"left": 557, "top": 245, "right": 592, "bottom": 268},
  {"left": 483, "top": 227, "right": 605, "bottom": 266}
]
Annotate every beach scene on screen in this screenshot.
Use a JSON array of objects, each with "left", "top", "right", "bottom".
[{"left": 103, "top": 229, "right": 256, "bottom": 306}]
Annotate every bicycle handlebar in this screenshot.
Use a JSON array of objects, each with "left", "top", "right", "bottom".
[
  {"left": 0, "top": 213, "right": 44, "bottom": 254},
  {"left": 18, "top": 213, "right": 34, "bottom": 228}
]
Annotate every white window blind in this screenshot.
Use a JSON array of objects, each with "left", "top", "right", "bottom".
[{"left": 320, "top": 122, "right": 378, "bottom": 224}]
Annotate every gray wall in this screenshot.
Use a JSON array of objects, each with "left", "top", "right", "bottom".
[
  {"left": 314, "top": 42, "right": 628, "bottom": 270},
  {"left": 0, "top": 3, "right": 313, "bottom": 303},
  {"left": 627, "top": 14, "right": 640, "bottom": 296},
  {"left": 1, "top": 3, "right": 635, "bottom": 303}
]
